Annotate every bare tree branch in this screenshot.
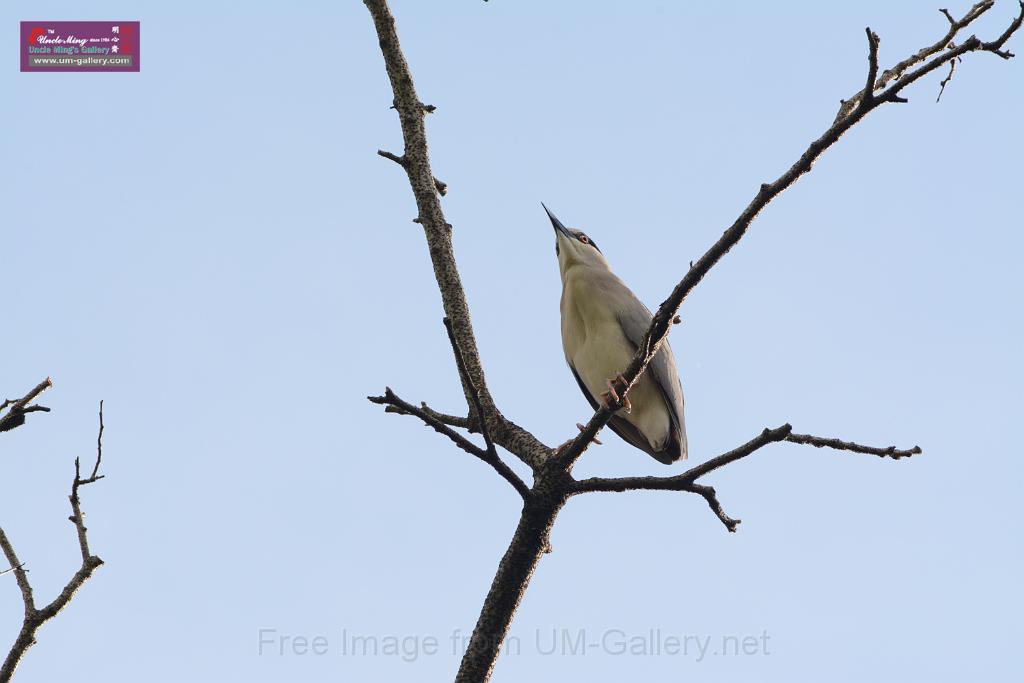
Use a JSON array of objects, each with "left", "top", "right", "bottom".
[
  {"left": 419, "top": 404, "right": 470, "bottom": 429},
  {"left": 442, "top": 317, "right": 495, "bottom": 452},
  {"left": 369, "top": 389, "right": 482, "bottom": 456},
  {"left": 363, "top": 0, "right": 551, "bottom": 471},
  {"left": 369, "top": 388, "right": 530, "bottom": 499},
  {"left": 863, "top": 28, "right": 882, "bottom": 110},
  {"left": 1, "top": 401, "right": 106, "bottom": 682},
  {"left": 834, "top": 0, "right": 1017, "bottom": 119},
  {"left": 785, "top": 432, "right": 922, "bottom": 459},
  {"left": 571, "top": 426, "right": 921, "bottom": 531},
  {"left": 364, "top": 3, "right": 494, "bottom": 412},
  {"left": 0, "top": 378, "right": 52, "bottom": 434},
  {"left": 571, "top": 425, "right": 794, "bottom": 495},
  {"left": 569, "top": 426, "right": 794, "bottom": 532},
  {"left": 686, "top": 483, "right": 741, "bottom": 532},
  {"left": 936, "top": 56, "right": 960, "bottom": 101}
]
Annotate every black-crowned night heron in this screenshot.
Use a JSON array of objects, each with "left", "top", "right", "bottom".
[{"left": 545, "top": 204, "right": 687, "bottom": 464}]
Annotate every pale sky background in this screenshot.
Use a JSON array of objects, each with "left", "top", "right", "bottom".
[{"left": 2, "top": 1, "right": 1022, "bottom": 681}]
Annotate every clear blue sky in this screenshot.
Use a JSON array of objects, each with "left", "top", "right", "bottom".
[{"left": 2, "top": 1, "right": 1022, "bottom": 681}]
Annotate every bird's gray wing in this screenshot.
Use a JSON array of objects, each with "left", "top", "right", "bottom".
[
  {"left": 615, "top": 299, "right": 687, "bottom": 455},
  {"left": 567, "top": 361, "right": 660, "bottom": 458}
]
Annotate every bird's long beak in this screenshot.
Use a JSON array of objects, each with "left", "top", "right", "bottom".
[{"left": 542, "top": 203, "right": 573, "bottom": 239}]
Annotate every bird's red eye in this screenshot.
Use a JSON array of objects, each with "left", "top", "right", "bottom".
[{"left": 579, "top": 235, "right": 589, "bottom": 244}]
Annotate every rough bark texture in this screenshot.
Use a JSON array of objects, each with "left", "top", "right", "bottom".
[
  {"left": 456, "top": 495, "right": 565, "bottom": 683},
  {"left": 364, "top": 0, "right": 551, "bottom": 471},
  {"left": 362, "top": 2, "right": 1021, "bottom": 681}
]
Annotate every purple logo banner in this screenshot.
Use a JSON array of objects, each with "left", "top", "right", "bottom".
[{"left": 21, "top": 21, "right": 139, "bottom": 72}]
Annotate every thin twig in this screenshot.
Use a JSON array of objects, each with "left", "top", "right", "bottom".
[
  {"left": 369, "top": 388, "right": 530, "bottom": 499},
  {"left": 419, "top": 403, "right": 471, "bottom": 428},
  {"left": 377, "top": 149, "right": 405, "bottom": 166},
  {"left": 372, "top": 389, "right": 487, "bottom": 457},
  {"left": 91, "top": 400, "right": 105, "bottom": 480},
  {"left": 0, "top": 563, "right": 24, "bottom": 578},
  {"left": 835, "top": 0, "right": 1000, "bottom": 120},
  {"left": 936, "top": 56, "right": 959, "bottom": 101},
  {"left": 785, "top": 432, "right": 922, "bottom": 459},
  {"left": 861, "top": 28, "right": 881, "bottom": 109},
  {"left": 685, "top": 483, "right": 741, "bottom": 532},
  {"left": 377, "top": 149, "right": 448, "bottom": 196},
  {"left": 443, "top": 317, "right": 495, "bottom": 453}
]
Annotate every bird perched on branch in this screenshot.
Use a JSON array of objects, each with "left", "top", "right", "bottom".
[{"left": 545, "top": 204, "right": 687, "bottom": 464}]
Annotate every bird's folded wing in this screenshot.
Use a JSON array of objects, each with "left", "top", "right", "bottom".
[{"left": 615, "top": 302, "right": 687, "bottom": 450}]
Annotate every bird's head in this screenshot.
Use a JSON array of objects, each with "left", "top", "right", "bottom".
[{"left": 543, "top": 203, "right": 608, "bottom": 275}]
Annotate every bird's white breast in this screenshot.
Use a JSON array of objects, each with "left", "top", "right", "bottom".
[{"left": 560, "top": 266, "right": 671, "bottom": 451}]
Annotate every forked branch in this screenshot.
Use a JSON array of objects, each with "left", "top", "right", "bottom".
[
  {"left": 368, "top": 388, "right": 530, "bottom": 499},
  {"left": 572, "top": 425, "right": 922, "bottom": 531},
  {"left": 0, "top": 400, "right": 106, "bottom": 682}
]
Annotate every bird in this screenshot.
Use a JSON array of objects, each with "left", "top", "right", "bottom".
[{"left": 544, "top": 203, "right": 687, "bottom": 464}]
